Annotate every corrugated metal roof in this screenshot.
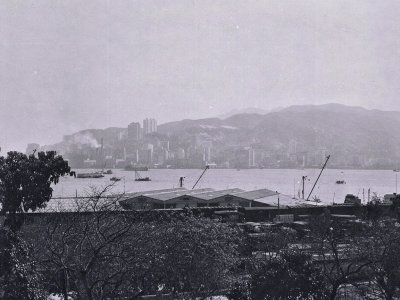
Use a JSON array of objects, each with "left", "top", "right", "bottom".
[
  {"left": 193, "top": 188, "right": 245, "bottom": 200},
  {"left": 253, "top": 194, "right": 312, "bottom": 207},
  {"left": 149, "top": 188, "right": 215, "bottom": 201},
  {"left": 123, "top": 188, "right": 186, "bottom": 199},
  {"left": 232, "top": 189, "right": 278, "bottom": 200}
]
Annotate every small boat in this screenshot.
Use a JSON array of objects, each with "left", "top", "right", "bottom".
[
  {"left": 336, "top": 180, "right": 346, "bottom": 184},
  {"left": 394, "top": 169, "right": 400, "bottom": 173},
  {"left": 135, "top": 170, "right": 151, "bottom": 181},
  {"left": 110, "top": 176, "right": 121, "bottom": 182},
  {"left": 76, "top": 172, "right": 104, "bottom": 179},
  {"left": 103, "top": 169, "right": 113, "bottom": 175}
]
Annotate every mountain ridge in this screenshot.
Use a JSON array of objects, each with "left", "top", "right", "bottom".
[{"left": 41, "top": 103, "right": 400, "bottom": 169}]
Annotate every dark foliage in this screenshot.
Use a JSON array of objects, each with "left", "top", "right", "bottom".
[
  {"left": 0, "top": 228, "right": 47, "bottom": 300},
  {"left": 250, "top": 249, "right": 327, "bottom": 300},
  {"left": 0, "top": 151, "right": 72, "bottom": 230}
]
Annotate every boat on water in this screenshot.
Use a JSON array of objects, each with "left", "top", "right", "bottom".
[
  {"left": 110, "top": 176, "right": 121, "bottom": 182},
  {"left": 76, "top": 172, "right": 104, "bottom": 179},
  {"left": 135, "top": 170, "right": 151, "bottom": 181},
  {"left": 336, "top": 180, "right": 346, "bottom": 184},
  {"left": 103, "top": 169, "right": 113, "bottom": 175},
  {"left": 394, "top": 169, "right": 400, "bottom": 172}
]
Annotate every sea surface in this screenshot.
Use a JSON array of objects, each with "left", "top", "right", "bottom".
[{"left": 51, "top": 168, "right": 400, "bottom": 204}]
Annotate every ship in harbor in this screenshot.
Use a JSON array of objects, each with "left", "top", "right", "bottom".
[
  {"left": 76, "top": 172, "right": 104, "bottom": 179},
  {"left": 135, "top": 170, "right": 151, "bottom": 181}
]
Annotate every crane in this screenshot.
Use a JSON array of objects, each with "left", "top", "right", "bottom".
[
  {"left": 192, "top": 165, "right": 210, "bottom": 190},
  {"left": 306, "top": 155, "right": 330, "bottom": 201}
]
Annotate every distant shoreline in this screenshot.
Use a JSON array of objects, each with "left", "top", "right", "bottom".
[{"left": 71, "top": 167, "right": 400, "bottom": 171}]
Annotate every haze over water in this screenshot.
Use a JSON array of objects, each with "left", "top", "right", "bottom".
[{"left": 52, "top": 168, "right": 399, "bottom": 204}]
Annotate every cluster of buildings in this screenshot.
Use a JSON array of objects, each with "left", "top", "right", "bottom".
[
  {"left": 26, "top": 119, "right": 396, "bottom": 170},
  {"left": 43, "top": 117, "right": 217, "bottom": 169}
]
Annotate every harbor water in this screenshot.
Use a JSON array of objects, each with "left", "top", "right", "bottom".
[{"left": 51, "top": 168, "right": 400, "bottom": 204}]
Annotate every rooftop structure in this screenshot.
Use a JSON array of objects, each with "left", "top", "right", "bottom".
[
  {"left": 119, "top": 187, "right": 305, "bottom": 210},
  {"left": 192, "top": 189, "right": 244, "bottom": 200}
]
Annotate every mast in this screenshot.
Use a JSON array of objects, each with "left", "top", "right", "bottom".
[{"left": 306, "top": 155, "right": 330, "bottom": 201}]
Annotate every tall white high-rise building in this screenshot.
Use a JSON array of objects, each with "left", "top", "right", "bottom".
[
  {"left": 248, "top": 148, "right": 256, "bottom": 167},
  {"left": 143, "top": 118, "right": 157, "bottom": 135}
]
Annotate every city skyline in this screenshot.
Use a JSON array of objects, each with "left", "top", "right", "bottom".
[
  {"left": 3, "top": 101, "right": 400, "bottom": 154},
  {"left": 26, "top": 104, "right": 400, "bottom": 171}
]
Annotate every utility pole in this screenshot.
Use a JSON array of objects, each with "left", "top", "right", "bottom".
[
  {"left": 302, "top": 176, "right": 307, "bottom": 199},
  {"left": 363, "top": 188, "right": 365, "bottom": 204},
  {"left": 277, "top": 191, "right": 280, "bottom": 222}
]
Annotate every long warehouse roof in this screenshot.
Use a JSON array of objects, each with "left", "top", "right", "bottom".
[
  {"left": 192, "top": 188, "right": 245, "bottom": 200},
  {"left": 147, "top": 188, "right": 215, "bottom": 201}
]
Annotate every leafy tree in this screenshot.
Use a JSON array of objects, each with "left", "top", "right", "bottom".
[
  {"left": 0, "top": 151, "right": 71, "bottom": 299},
  {"left": 148, "top": 214, "right": 242, "bottom": 299},
  {"left": 0, "top": 151, "right": 72, "bottom": 230},
  {"left": 309, "top": 212, "right": 371, "bottom": 300},
  {"left": 250, "top": 249, "right": 326, "bottom": 300},
  {"left": 29, "top": 185, "right": 241, "bottom": 300},
  {"left": 0, "top": 228, "right": 47, "bottom": 300},
  {"left": 29, "top": 186, "right": 139, "bottom": 300},
  {"left": 359, "top": 221, "right": 400, "bottom": 300}
]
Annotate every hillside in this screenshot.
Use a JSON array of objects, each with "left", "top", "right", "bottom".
[
  {"left": 43, "top": 104, "right": 400, "bottom": 169},
  {"left": 157, "top": 104, "right": 400, "bottom": 168}
]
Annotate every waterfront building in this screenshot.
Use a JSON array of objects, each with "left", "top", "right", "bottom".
[
  {"left": 104, "top": 155, "right": 114, "bottom": 168},
  {"left": 138, "top": 144, "right": 154, "bottom": 165},
  {"left": 203, "top": 146, "right": 211, "bottom": 163},
  {"left": 115, "top": 159, "right": 126, "bottom": 168},
  {"left": 119, "top": 188, "right": 297, "bottom": 210},
  {"left": 248, "top": 148, "right": 256, "bottom": 167},
  {"left": 83, "top": 159, "right": 97, "bottom": 168}
]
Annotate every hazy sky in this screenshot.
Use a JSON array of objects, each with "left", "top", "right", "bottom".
[{"left": 1, "top": 0, "right": 400, "bottom": 152}]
